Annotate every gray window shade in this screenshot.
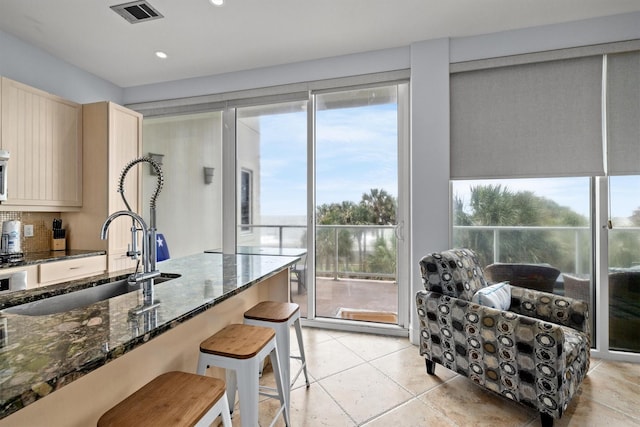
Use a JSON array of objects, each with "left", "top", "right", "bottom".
[
  {"left": 607, "top": 51, "right": 640, "bottom": 176},
  {"left": 450, "top": 56, "right": 604, "bottom": 179}
]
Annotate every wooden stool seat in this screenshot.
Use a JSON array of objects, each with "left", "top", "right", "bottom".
[
  {"left": 200, "top": 323, "right": 275, "bottom": 359},
  {"left": 97, "top": 371, "right": 231, "bottom": 427},
  {"left": 244, "top": 301, "right": 299, "bottom": 323},
  {"left": 197, "top": 323, "right": 290, "bottom": 427}
]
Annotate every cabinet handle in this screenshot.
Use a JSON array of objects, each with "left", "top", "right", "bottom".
[{"left": 69, "top": 266, "right": 81, "bottom": 270}]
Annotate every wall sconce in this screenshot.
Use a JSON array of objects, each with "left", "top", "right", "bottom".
[
  {"left": 148, "top": 153, "right": 164, "bottom": 176},
  {"left": 203, "top": 167, "right": 215, "bottom": 184}
]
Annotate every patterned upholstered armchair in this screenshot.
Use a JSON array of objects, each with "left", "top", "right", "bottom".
[{"left": 416, "top": 248, "right": 590, "bottom": 427}]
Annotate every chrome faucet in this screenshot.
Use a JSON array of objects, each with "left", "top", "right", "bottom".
[
  {"left": 101, "top": 211, "right": 159, "bottom": 306},
  {"left": 100, "top": 156, "right": 164, "bottom": 308}
]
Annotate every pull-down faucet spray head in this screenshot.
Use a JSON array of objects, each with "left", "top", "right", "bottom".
[
  {"left": 118, "top": 156, "right": 164, "bottom": 229},
  {"left": 101, "top": 156, "right": 165, "bottom": 308}
]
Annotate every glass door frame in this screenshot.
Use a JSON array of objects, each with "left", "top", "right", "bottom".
[
  {"left": 302, "top": 82, "right": 411, "bottom": 335},
  {"left": 217, "top": 79, "right": 411, "bottom": 336},
  {"left": 594, "top": 176, "right": 640, "bottom": 362}
]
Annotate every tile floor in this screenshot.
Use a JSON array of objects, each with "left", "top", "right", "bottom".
[{"left": 231, "top": 327, "right": 640, "bottom": 427}]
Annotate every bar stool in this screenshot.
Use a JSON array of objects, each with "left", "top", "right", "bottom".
[
  {"left": 97, "top": 371, "right": 232, "bottom": 427},
  {"left": 197, "top": 323, "right": 290, "bottom": 427},
  {"left": 244, "top": 301, "right": 310, "bottom": 414}
]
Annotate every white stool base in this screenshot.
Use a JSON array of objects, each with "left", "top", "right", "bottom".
[{"left": 197, "top": 336, "right": 290, "bottom": 427}]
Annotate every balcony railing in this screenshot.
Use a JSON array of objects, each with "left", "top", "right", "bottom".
[
  {"left": 453, "top": 225, "right": 591, "bottom": 274},
  {"left": 237, "top": 223, "right": 397, "bottom": 280},
  {"left": 454, "top": 224, "right": 640, "bottom": 273},
  {"left": 239, "top": 223, "right": 640, "bottom": 280}
]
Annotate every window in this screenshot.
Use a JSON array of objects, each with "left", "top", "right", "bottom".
[
  {"left": 235, "top": 100, "right": 308, "bottom": 249},
  {"left": 607, "top": 175, "right": 640, "bottom": 352},
  {"left": 452, "top": 177, "right": 592, "bottom": 282},
  {"left": 240, "top": 169, "right": 252, "bottom": 232}
]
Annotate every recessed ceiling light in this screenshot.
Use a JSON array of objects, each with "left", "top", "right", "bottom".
[
  {"left": 155, "top": 51, "right": 168, "bottom": 59},
  {"left": 209, "top": 0, "right": 224, "bottom": 6}
]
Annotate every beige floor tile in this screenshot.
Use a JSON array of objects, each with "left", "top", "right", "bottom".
[
  {"left": 589, "top": 359, "right": 640, "bottom": 385},
  {"left": 370, "top": 346, "right": 457, "bottom": 395},
  {"left": 318, "top": 363, "right": 413, "bottom": 424},
  {"left": 553, "top": 391, "right": 640, "bottom": 427},
  {"left": 302, "top": 336, "right": 365, "bottom": 380},
  {"left": 418, "top": 376, "right": 537, "bottom": 427},
  {"left": 288, "top": 382, "right": 356, "bottom": 426},
  {"left": 580, "top": 364, "right": 640, "bottom": 420},
  {"left": 296, "top": 325, "right": 336, "bottom": 347},
  {"left": 336, "top": 332, "right": 412, "bottom": 361},
  {"left": 362, "top": 398, "right": 458, "bottom": 427},
  {"left": 587, "top": 357, "right": 604, "bottom": 373},
  {"left": 256, "top": 383, "right": 365, "bottom": 426}
]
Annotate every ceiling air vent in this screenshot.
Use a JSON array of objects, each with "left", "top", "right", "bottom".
[{"left": 111, "top": 1, "right": 164, "bottom": 24}]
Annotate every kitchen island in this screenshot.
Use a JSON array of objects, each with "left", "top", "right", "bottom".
[{"left": 0, "top": 252, "right": 297, "bottom": 426}]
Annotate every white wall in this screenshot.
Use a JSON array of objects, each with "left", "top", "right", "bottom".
[
  {"left": 142, "top": 113, "right": 223, "bottom": 258},
  {"left": 0, "top": 30, "right": 122, "bottom": 104},
  {"left": 409, "top": 39, "right": 451, "bottom": 343}
]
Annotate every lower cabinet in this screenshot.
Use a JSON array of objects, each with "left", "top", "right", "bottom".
[
  {"left": 38, "top": 255, "right": 107, "bottom": 287},
  {"left": 0, "top": 265, "right": 38, "bottom": 290}
]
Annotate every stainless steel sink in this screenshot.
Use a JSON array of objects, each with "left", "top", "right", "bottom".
[{"left": 2, "top": 273, "right": 180, "bottom": 316}]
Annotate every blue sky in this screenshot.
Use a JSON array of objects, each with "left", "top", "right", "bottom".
[
  {"left": 610, "top": 175, "right": 640, "bottom": 218},
  {"left": 258, "top": 103, "right": 398, "bottom": 218}
]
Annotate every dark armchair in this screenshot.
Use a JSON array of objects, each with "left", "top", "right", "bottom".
[
  {"left": 416, "top": 248, "right": 590, "bottom": 427},
  {"left": 484, "top": 262, "right": 560, "bottom": 293}
]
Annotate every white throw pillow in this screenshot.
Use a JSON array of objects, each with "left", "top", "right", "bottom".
[{"left": 472, "top": 282, "right": 511, "bottom": 310}]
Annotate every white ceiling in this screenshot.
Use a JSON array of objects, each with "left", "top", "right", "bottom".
[{"left": 1, "top": 0, "right": 640, "bottom": 88}]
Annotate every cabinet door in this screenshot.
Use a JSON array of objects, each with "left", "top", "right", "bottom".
[
  {"left": 1, "top": 78, "right": 82, "bottom": 208},
  {"left": 107, "top": 103, "right": 142, "bottom": 270}
]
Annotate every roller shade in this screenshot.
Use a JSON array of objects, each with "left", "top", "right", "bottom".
[
  {"left": 606, "top": 50, "right": 640, "bottom": 176},
  {"left": 450, "top": 56, "right": 604, "bottom": 179}
]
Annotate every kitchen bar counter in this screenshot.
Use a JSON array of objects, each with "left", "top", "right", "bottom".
[{"left": 0, "top": 252, "right": 298, "bottom": 421}]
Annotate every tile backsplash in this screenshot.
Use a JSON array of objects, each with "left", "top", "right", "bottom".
[{"left": 0, "top": 212, "right": 60, "bottom": 253}]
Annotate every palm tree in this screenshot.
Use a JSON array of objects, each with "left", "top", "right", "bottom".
[
  {"left": 315, "top": 188, "right": 398, "bottom": 278},
  {"left": 361, "top": 188, "right": 396, "bottom": 225},
  {"left": 454, "top": 184, "right": 589, "bottom": 271}
]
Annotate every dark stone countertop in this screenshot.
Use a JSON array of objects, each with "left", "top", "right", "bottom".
[
  {"left": 0, "top": 252, "right": 298, "bottom": 419},
  {"left": 0, "top": 250, "right": 106, "bottom": 270}
]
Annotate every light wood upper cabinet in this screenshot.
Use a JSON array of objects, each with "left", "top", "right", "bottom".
[
  {"left": 0, "top": 77, "right": 82, "bottom": 209},
  {"left": 63, "top": 102, "right": 142, "bottom": 272}
]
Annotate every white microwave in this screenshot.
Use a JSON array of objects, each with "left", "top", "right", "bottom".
[{"left": 0, "top": 150, "right": 8, "bottom": 202}]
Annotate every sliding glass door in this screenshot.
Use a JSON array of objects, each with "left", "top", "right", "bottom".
[
  {"left": 236, "top": 101, "right": 307, "bottom": 250},
  {"left": 231, "top": 82, "right": 409, "bottom": 329},
  {"left": 235, "top": 100, "right": 309, "bottom": 311},
  {"left": 608, "top": 175, "right": 640, "bottom": 353},
  {"left": 312, "top": 84, "right": 409, "bottom": 326}
]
